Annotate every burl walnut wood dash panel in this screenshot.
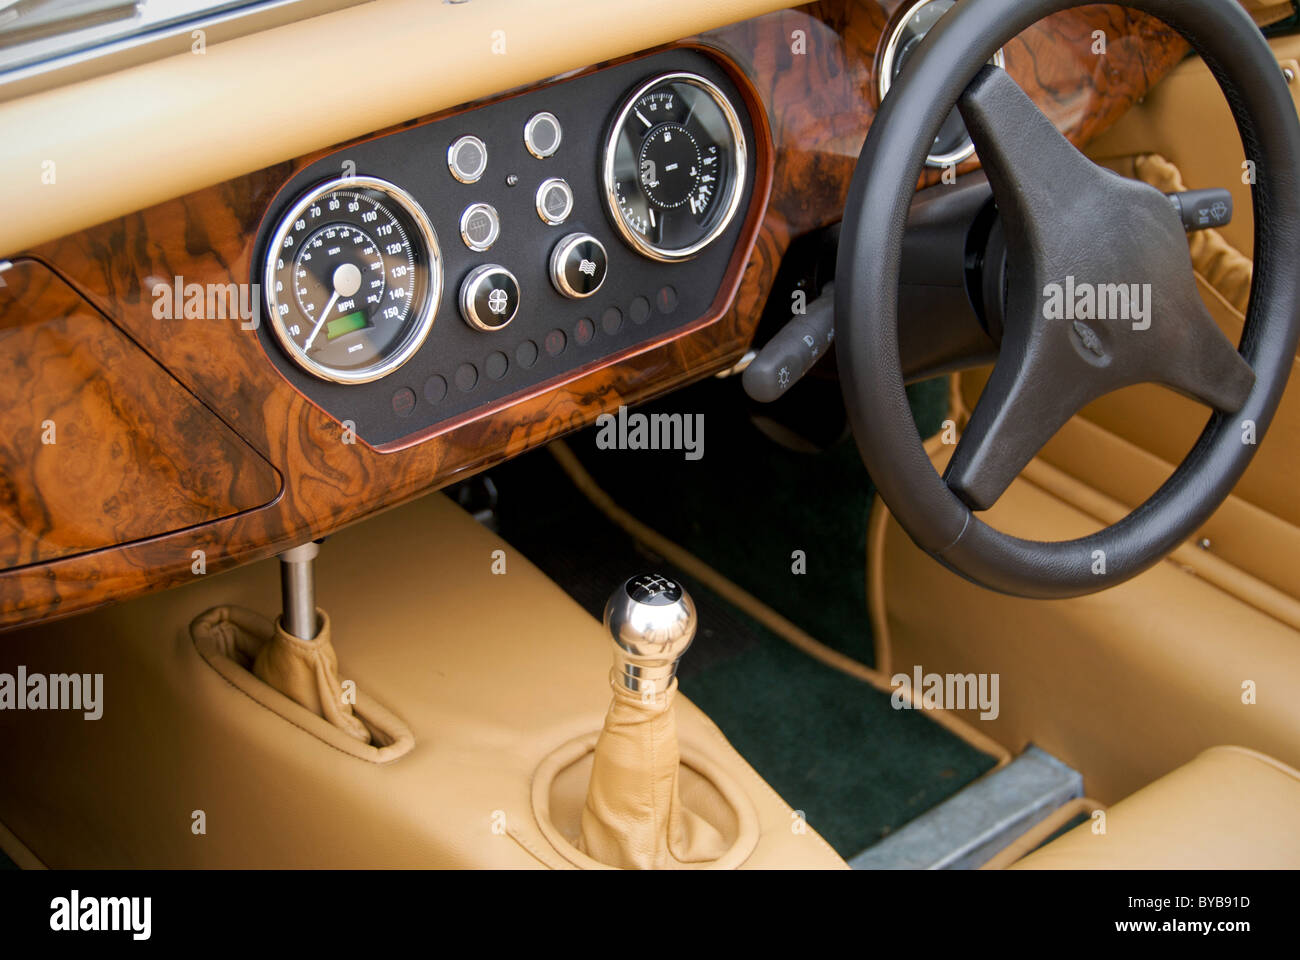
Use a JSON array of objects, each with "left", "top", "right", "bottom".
[
  {"left": 0, "top": 260, "right": 281, "bottom": 571},
  {"left": 1, "top": 1, "right": 1187, "bottom": 628}
]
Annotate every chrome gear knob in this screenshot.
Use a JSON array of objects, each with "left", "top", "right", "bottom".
[{"left": 604, "top": 574, "right": 697, "bottom": 697}]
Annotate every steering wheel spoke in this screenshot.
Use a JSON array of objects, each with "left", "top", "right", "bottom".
[
  {"left": 1150, "top": 297, "right": 1256, "bottom": 412},
  {"left": 943, "top": 343, "right": 1094, "bottom": 511},
  {"left": 959, "top": 65, "right": 1113, "bottom": 249}
]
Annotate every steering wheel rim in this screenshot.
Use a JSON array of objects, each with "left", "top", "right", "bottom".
[{"left": 836, "top": 0, "right": 1300, "bottom": 598}]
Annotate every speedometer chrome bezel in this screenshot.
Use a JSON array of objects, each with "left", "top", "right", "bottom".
[
  {"left": 602, "top": 71, "right": 748, "bottom": 263},
  {"left": 878, "top": 0, "right": 1005, "bottom": 169},
  {"left": 262, "top": 175, "right": 441, "bottom": 385}
]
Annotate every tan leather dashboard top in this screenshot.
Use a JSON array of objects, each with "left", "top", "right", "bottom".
[{"left": 0, "top": 0, "right": 795, "bottom": 258}]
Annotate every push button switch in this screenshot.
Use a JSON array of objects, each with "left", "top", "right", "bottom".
[
  {"left": 460, "top": 264, "right": 520, "bottom": 332},
  {"left": 448, "top": 135, "right": 488, "bottom": 183},
  {"left": 536, "top": 177, "right": 574, "bottom": 225},
  {"left": 524, "top": 111, "right": 562, "bottom": 159},
  {"left": 549, "top": 232, "right": 608, "bottom": 299},
  {"left": 460, "top": 202, "right": 500, "bottom": 252}
]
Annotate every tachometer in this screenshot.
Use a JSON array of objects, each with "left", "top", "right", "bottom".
[
  {"left": 263, "top": 176, "right": 441, "bottom": 384},
  {"left": 879, "top": 0, "right": 1005, "bottom": 168},
  {"left": 603, "top": 72, "right": 747, "bottom": 262}
]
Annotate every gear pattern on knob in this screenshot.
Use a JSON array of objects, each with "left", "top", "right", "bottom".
[{"left": 626, "top": 573, "right": 682, "bottom": 605}]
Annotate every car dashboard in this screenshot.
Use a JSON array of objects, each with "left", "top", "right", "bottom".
[{"left": 0, "top": 0, "right": 1187, "bottom": 629}]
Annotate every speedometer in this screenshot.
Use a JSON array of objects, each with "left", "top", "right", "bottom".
[
  {"left": 263, "top": 176, "right": 441, "bottom": 384},
  {"left": 602, "top": 72, "right": 747, "bottom": 262}
]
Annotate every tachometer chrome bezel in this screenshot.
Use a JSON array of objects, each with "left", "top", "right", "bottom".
[
  {"left": 878, "top": 0, "right": 1006, "bottom": 169},
  {"left": 602, "top": 71, "right": 748, "bottom": 263},
  {"left": 262, "top": 175, "right": 441, "bottom": 385}
]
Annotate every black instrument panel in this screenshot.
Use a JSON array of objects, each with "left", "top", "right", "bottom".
[{"left": 252, "top": 48, "right": 757, "bottom": 448}]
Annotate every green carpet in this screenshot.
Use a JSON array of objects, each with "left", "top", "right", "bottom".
[
  {"left": 680, "top": 623, "right": 996, "bottom": 853},
  {"left": 488, "top": 411, "right": 995, "bottom": 857},
  {"left": 563, "top": 375, "right": 949, "bottom": 666}
]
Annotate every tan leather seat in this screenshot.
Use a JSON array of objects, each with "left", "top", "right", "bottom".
[{"left": 1014, "top": 746, "right": 1300, "bottom": 869}]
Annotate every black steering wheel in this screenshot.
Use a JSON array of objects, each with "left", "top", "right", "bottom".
[{"left": 836, "top": 0, "right": 1300, "bottom": 598}]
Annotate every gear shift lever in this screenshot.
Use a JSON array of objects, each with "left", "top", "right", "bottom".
[
  {"left": 578, "top": 574, "right": 725, "bottom": 869},
  {"left": 604, "top": 574, "right": 697, "bottom": 700}
]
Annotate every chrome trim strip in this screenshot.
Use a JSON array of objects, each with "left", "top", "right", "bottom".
[
  {"left": 848, "top": 746, "right": 1084, "bottom": 870},
  {"left": 0, "top": 0, "right": 373, "bottom": 103}
]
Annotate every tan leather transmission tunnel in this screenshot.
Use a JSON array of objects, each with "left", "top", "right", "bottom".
[
  {"left": 193, "top": 539, "right": 754, "bottom": 869},
  {"left": 0, "top": 493, "right": 843, "bottom": 868}
]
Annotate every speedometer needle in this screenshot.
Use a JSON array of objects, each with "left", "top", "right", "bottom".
[
  {"left": 303, "top": 262, "right": 363, "bottom": 350},
  {"left": 303, "top": 291, "right": 339, "bottom": 350}
]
